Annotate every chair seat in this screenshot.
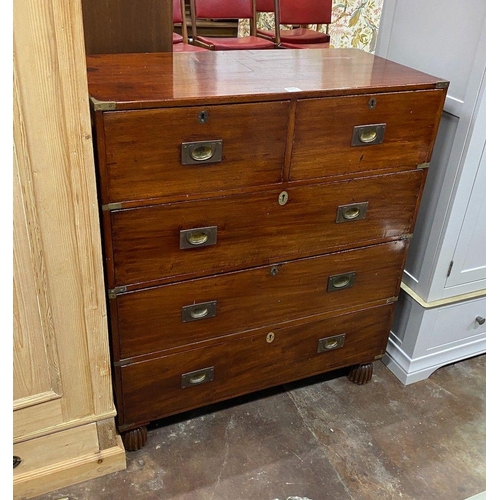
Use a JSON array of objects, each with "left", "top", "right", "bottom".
[
  {"left": 173, "top": 32, "right": 184, "bottom": 44},
  {"left": 280, "top": 41, "right": 331, "bottom": 49},
  {"left": 258, "top": 27, "right": 330, "bottom": 44},
  {"left": 173, "top": 43, "right": 208, "bottom": 52},
  {"left": 197, "top": 35, "right": 275, "bottom": 50}
]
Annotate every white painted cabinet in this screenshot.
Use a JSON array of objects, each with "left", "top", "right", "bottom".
[{"left": 375, "top": 0, "right": 486, "bottom": 384}]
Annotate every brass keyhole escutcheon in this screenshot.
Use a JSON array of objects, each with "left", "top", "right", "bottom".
[
  {"left": 198, "top": 110, "right": 209, "bottom": 123},
  {"left": 368, "top": 97, "right": 377, "bottom": 109},
  {"left": 278, "top": 191, "right": 289, "bottom": 206},
  {"left": 190, "top": 144, "right": 214, "bottom": 161},
  {"left": 343, "top": 207, "right": 361, "bottom": 220},
  {"left": 270, "top": 266, "right": 279, "bottom": 276},
  {"left": 266, "top": 332, "right": 275, "bottom": 343}
]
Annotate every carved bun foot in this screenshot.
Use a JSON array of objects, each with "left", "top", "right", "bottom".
[
  {"left": 122, "top": 426, "right": 148, "bottom": 451},
  {"left": 348, "top": 362, "right": 373, "bottom": 385}
]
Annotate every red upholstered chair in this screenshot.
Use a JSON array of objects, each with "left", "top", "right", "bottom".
[
  {"left": 172, "top": 0, "right": 208, "bottom": 52},
  {"left": 190, "top": 0, "right": 276, "bottom": 50},
  {"left": 255, "top": 0, "right": 332, "bottom": 47}
]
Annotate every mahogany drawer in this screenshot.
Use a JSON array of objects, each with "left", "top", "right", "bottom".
[
  {"left": 100, "top": 101, "right": 290, "bottom": 204},
  {"left": 109, "top": 170, "right": 423, "bottom": 288},
  {"left": 112, "top": 240, "right": 407, "bottom": 359},
  {"left": 290, "top": 90, "right": 445, "bottom": 181},
  {"left": 117, "top": 303, "right": 395, "bottom": 427}
]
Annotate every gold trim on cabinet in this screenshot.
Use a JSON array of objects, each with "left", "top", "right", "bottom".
[
  {"left": 417, "top": 162, "right": 430, "bottom": 169},
  {"left": 108, "top": 286, "right": 127, "bottom": 299},
  {"left": 90, "top": 97, "right": 117, "bottom": 111},
  {"left": 102, "top": 202, "right": 123, "bottom": 211}
]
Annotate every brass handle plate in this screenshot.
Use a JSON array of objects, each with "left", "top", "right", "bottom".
[
  {"left": 336, "top": 202, "right": 369, "bottom": 223},
  {"left": 181, "top": 140, "right": 223, "bottom": 165},
  {"left": 327, "top": 272, "right": 356, "bottom": 292},
  {"left": 181, "top": 300, "right": 217, "bottom": 323},
  {"left": 351, "top": 123, "right": 386, "bottom": 146},
  {"left": 181, "top": 367, "right": 215, "bottom": 388},
  {"left": 180, "top": 226, "right": 217, "bottom": 249},
  {"left": 317, "top": 333, "right": 346, "bottom": 353}
]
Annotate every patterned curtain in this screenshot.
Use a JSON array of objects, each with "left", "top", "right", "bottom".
[{"left": 239, "top": 0, "right": 384, "bottom": 53}]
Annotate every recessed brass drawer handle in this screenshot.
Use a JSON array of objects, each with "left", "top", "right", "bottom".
[
  {"left": 180, "top": 226, "right": 217, "bottom": 249},
  {"left": 317, "top": 333, "right": 346, "bottom": 353},
  {"left": 181, "top": 367, "right": 215, "bottom": 388},
  {"left": 351, "top": 123, "right": 386, "bottom": 146},
  {"left": 336, "top": 202, "right": 369, "bottom": 223},
  {"left": 189, "top": 307, "right": 209, "bottom": 319},
  {"left": 188, "top": 232, "right": 208, "bottom": 245},
  {"left": 181, "top": 300, "right": 217, "bottom": 323},
  {"left": 327, "top": 272, "right": 356, "bottom": 292},
  {"left": 190, "top": 373, "right": 206, "bottom": 384},
  {"left": 181, "top": 140, "right": 223, "bottom": 165}
]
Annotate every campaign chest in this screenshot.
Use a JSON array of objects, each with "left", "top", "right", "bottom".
[{"left": 86, "top": 49, "right": 447, "bottom": 451}]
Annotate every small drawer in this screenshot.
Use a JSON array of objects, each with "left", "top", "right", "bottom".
[
  {"left": 100, "top": 101, "right": 290, "bottom": 203},
  {"left": 113, "top": 240, "right": 407, "bottom": 359},
  {"left": 110, "top": 170, "right": 423, "bottom": 287},
  {"left": 117, "top": 303, "right": 394, "bottom": 427},
  {"left": 427, "top": 296, "right": 487, "bottom": 352},
  {"left": 290, "top": 89, "right": 445, "bottom": 181}
]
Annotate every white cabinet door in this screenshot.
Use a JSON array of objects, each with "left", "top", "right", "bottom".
[
  {"left": 428, "top": 83, "right": 487, "bottom": 299},
  {"left": 445, "top": 142, "right": 486, "bottom": 289}
]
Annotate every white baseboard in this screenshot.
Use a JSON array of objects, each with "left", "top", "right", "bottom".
[{"left": 383, "top": 334, "right": 486, "bottom": 385}]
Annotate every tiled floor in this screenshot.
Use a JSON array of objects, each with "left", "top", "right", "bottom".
[{"left": 34, "top": 355, "right": 486, "bottom": 500}]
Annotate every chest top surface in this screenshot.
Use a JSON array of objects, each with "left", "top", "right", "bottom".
[{"left": 86, "top": 48, "right": 448, "bottom": 110}]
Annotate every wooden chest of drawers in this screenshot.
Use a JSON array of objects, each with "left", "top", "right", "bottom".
[{"left": 86, "top": 49, "right": 447, "bottom": 451}]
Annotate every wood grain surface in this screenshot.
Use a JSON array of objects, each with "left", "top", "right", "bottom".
[
  {"left": 87, "top": 49, "right": 448, "bottom": 109},
  {"left": 109, "top": 171, "right": 423, "bottom": 288},
  {"left": 118, "top": 303, "right": 395, "bottom": 427},
  {"left": 114, "top": 240, "right": 407, "bottom": 358}
]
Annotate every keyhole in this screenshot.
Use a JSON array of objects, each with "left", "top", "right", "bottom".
[
  {"left": 278, "top": 191, "right": 288, "bottom": 205},
  {"left": 368, "top": 98, "right": 377, "bottom": 109},
  {"left": 198, "top": 110, "right": 209, "bottom": 123}
]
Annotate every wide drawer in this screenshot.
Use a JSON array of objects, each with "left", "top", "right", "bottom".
[
  {"left": 109, "top": 170, "right": 423, "bottom": 288},
  {"left": 117, "top": 303, "right": 395, "bottom": 427},
  {"left": 112, "top": 240, "right": 407, "bottom": 359},
  {"left": 100, "top": 101, "right": 290, "bottom": 203},
  {"left": 290, "top": 90, "right": 445, "bottom": 181}
]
